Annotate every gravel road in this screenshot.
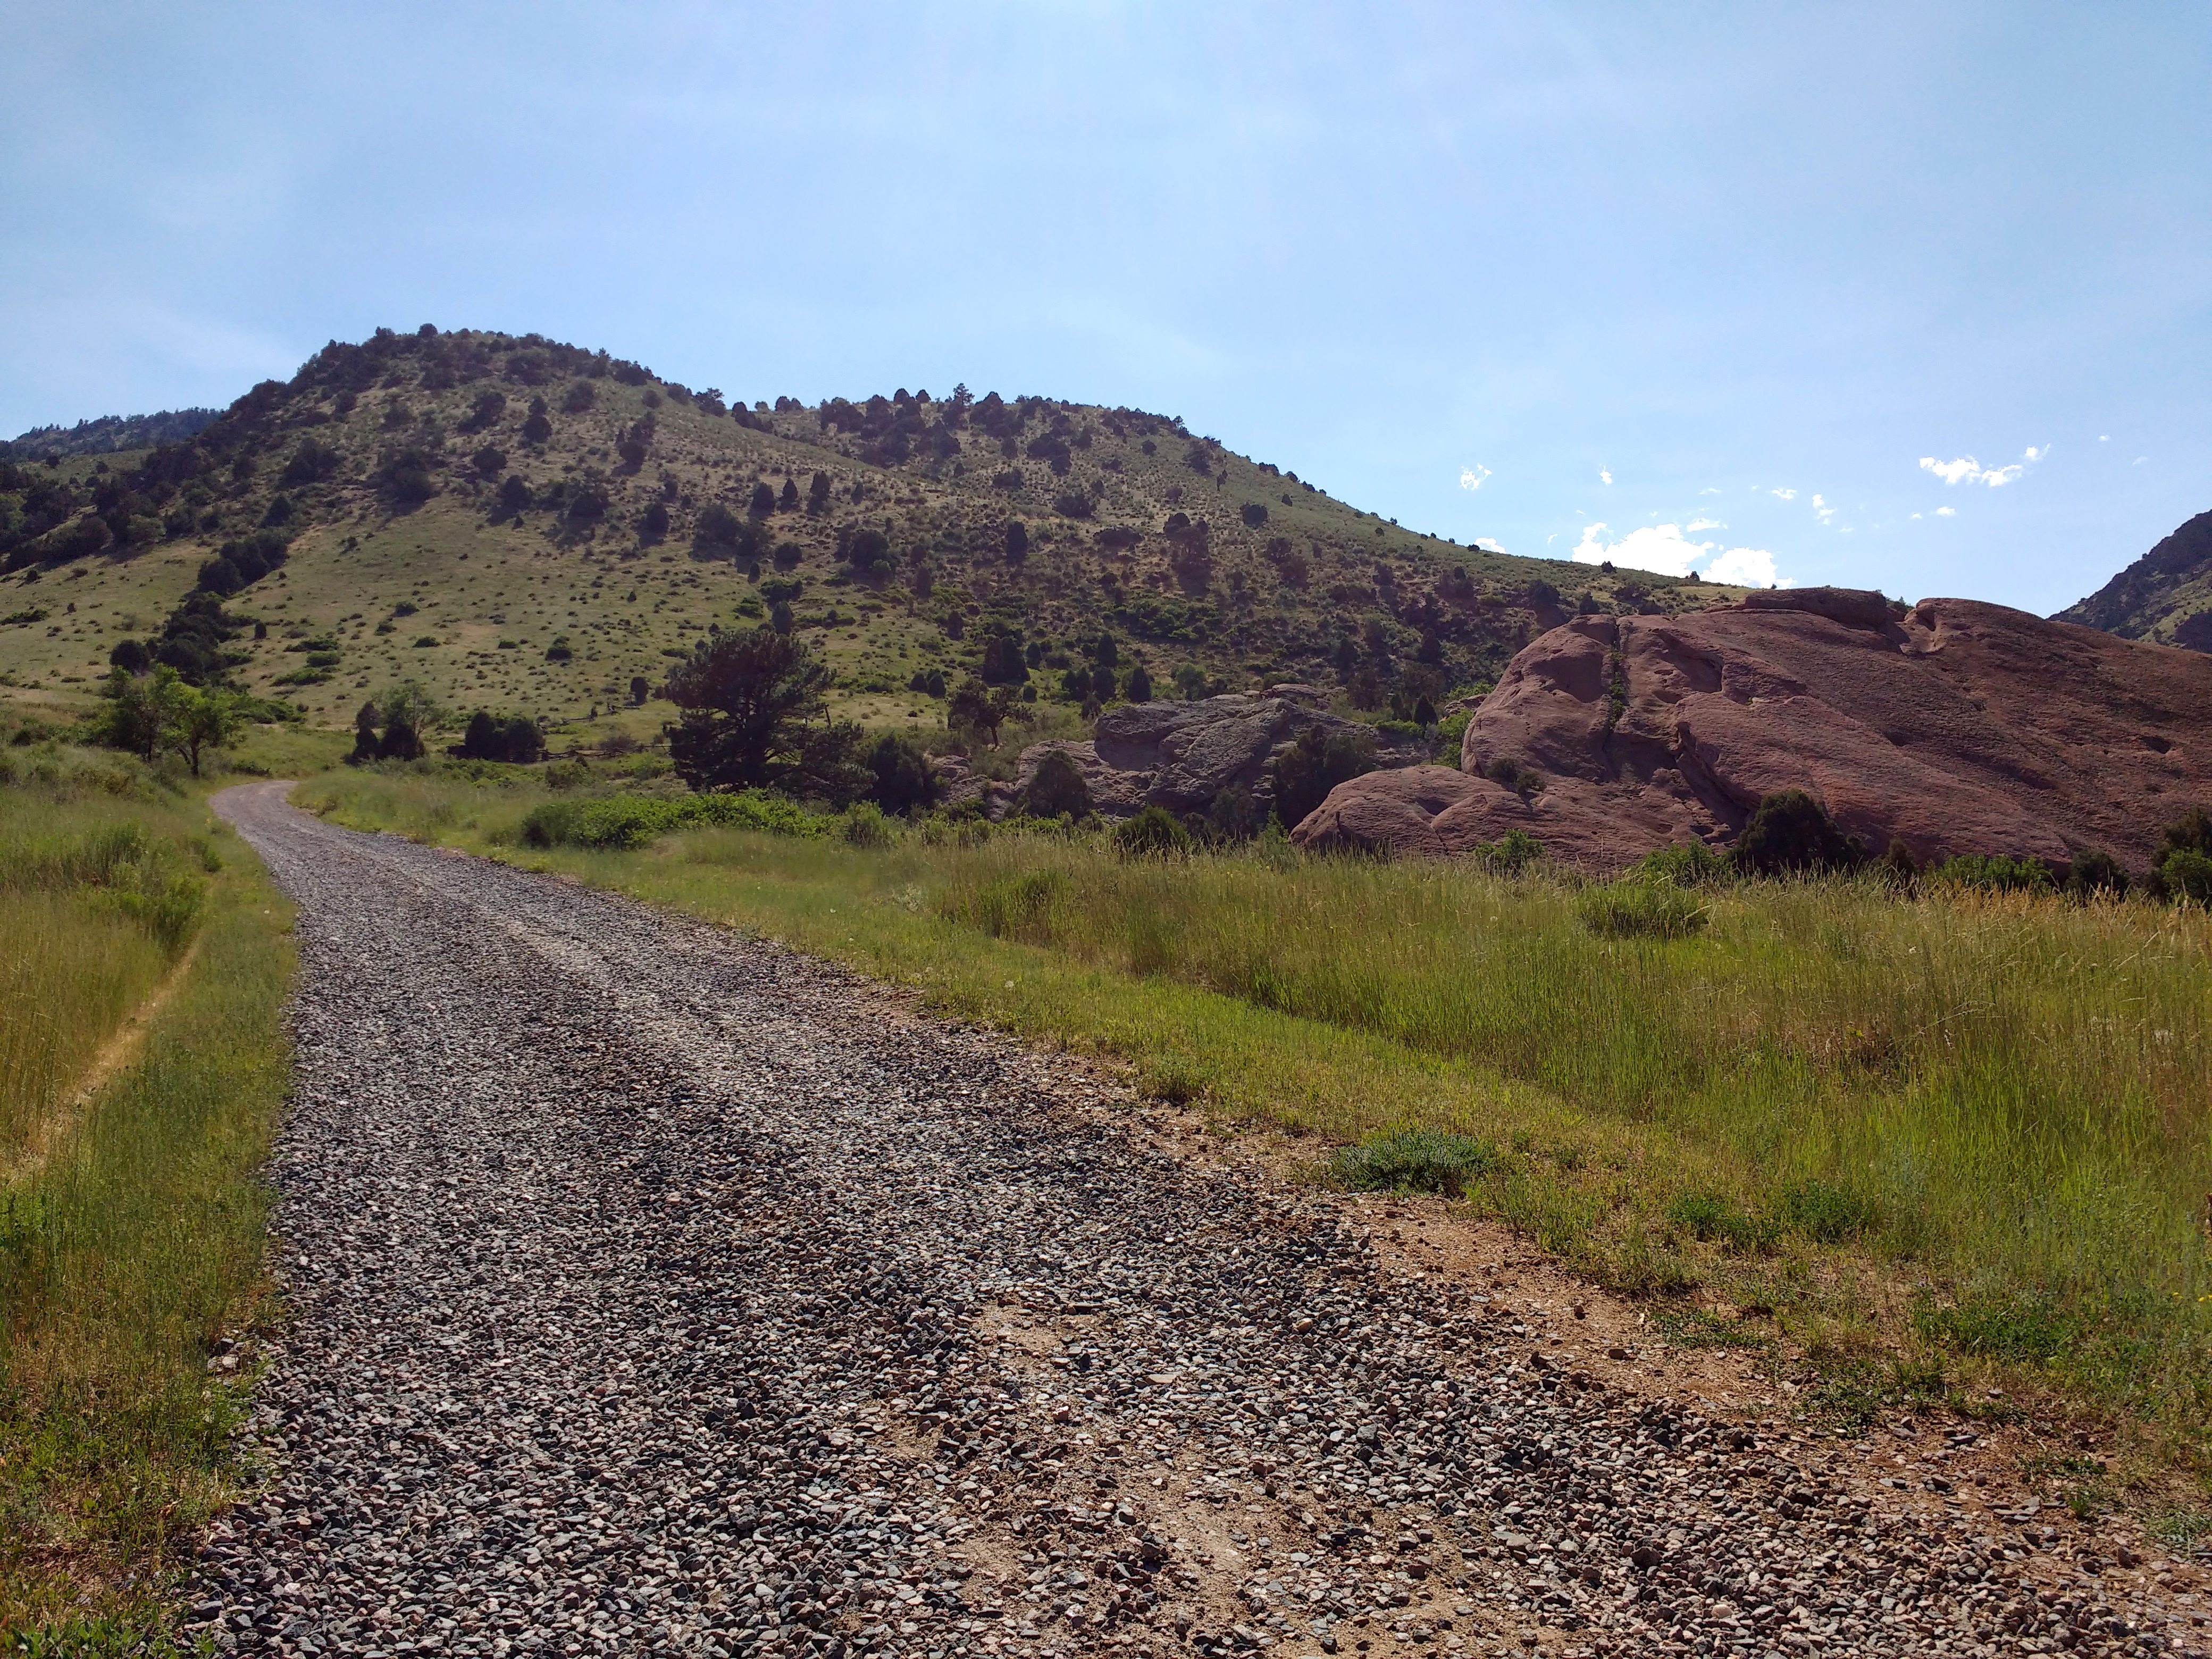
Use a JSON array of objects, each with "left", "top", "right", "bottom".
[{"left": 193, "top": 783, "right": 2203, "bottom": 1659}]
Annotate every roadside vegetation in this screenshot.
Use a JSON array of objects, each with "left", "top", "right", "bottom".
[
  {"left": 0, "top": 722, "right": 305, "bottom": 1645},
  {"left": 301, "top": 757, "right": 2212, "bottom": 1504}
]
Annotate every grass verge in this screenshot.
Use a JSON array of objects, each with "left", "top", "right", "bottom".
[{"left": 1, "top": 748, "right": 297, "bottom": 1644}]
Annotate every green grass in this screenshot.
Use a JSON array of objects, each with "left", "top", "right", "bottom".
[
  {"left": 0, "top": 749, "right": 295, "bottom": 1641},
  {"left": 301, "top": 764, "right": 2212, "bottom": 1472}
]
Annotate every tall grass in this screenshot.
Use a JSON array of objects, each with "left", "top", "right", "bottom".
[
  {"left": 1, "top": 786, "right": 211, "bottom": 1166},
  {"left": 0, "top": 751, "right": 295, "bottom": 1640},
  {"left": 304, "top": 766, "right": 2212, "bottom": 1457}
]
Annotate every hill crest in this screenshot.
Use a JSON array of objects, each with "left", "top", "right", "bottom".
[{"left": 0, "top": 324, "right": 1754, "bottom": 735}]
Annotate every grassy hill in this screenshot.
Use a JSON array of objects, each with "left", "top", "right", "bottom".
[
  {"left": 0, "top": 325, "right": 1752, "bottom": 739},
  {"left": 2055, "top": 509, "right": 2212, "bottom": 652}
]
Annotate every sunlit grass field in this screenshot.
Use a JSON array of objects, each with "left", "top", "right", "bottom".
[
  {"left": 303, "top": 764, "right": 2212, "bottom": 1478},
  {"left": 0, "top": 739, "right": 298, "bottom": 1643}
]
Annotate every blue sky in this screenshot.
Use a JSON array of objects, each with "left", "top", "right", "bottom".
[{"left": 3, "top": 3, "right": 2206, "bottom": 614}]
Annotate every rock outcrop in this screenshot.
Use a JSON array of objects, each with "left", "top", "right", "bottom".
[
  {"left": 1006, "top": 696, "right": 1426, "bottom": 820},
  {"left": 1294, "top": 588, "right": 2212, "bottom": 873}
]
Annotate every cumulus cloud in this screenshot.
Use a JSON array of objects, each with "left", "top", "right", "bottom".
[
  {"left": 1459, "top": 464, "right": 1492, "bottom": 491},
  {"left": 1686, "top": 517, "right": 1724, "bottom": 532},
  {"left": 1599, "top": 467, "right": 1613, "bottom": 485},
  {"left": 1705, "top": 546, "right": 1781, "bottom": 587},
  {"left": 1771, "top": 487, "right": 1797, "bottom": 500},
  {"left": 1936, "top": 506, "right": 1956, "bottom": 516},
  {"left": 1571, "top": 522, "right": 1789, "bottom": 586},
  {"left": 1920, "top": 445, "right": 2046, "bottom": 488},
  {"left": 1812, "top": 493, "right": 1837, "bottom": 524}
]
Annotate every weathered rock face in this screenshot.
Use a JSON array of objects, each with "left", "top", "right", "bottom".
[
  {"left": 1007, "top": 696, "right": 1423, "bottom": 820},
  {"left": 1295, "top": 588, "right": 2212, "bottom": 872}
]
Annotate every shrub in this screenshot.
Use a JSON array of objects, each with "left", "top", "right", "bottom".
[
  {"left": 1634, "top": 840, "right": 1733, "bottom": 888},
  {"left": 1025, "top": 748, "right": 1091, "bottom": 819},
  {"left": 1927, "top": 853, "right": 2055, "bottom": 894},
  {"left": 1779, "top": 1179, "right": 1877, "bottom": 1243},
  {"left": 1329, "top": 1127, "right": 1498, "bottom": 1196},
  {"left": 455, "top": 710, "right": 544, "bottom": 764},
  {"left": 1271, "top": 725, "right": 1377, "bottom": 826},
  {"left": 1482, "top": 754, "right": 1543, "bottom": 796},
  {"left": 864, "top": 731, "right": 936, "bottom": 814},
  {"left": 842, "top": 801, "right": 893, "bottom": 848},
  {"left": 1115, "top": 805, "right": 1193, "bottom": 858},
  {"left": 1733, "top": 789, "right": 1863, "bottom": 877},
  {"left": 2163, "top": 848, "right": 2212, "bottom": 905},
  {"left": 2065, "top": 849, "right": 2129, "bottom": 900},
  {"left": 1240, "top": 501, "right": 1269, "bottom": 529},
  {"left": 1472, "top": 828, "right": 1544, "bottom": 875},
  {"left": 519, "top": 789, "right": 822, "bottom": 850},
  {"left": 1574, "top": 879, "right": 1707, "bottom": 940}
]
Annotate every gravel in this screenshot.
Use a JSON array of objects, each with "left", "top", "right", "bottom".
[{"left": 191, "top": 783, "right": 2206, "bottom": 1659}]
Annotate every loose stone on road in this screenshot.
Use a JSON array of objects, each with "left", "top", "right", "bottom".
[{"left": 193, "top": 782, "right": 2205, "bottom": 1658}]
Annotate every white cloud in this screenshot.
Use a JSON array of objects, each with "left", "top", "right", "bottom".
[
  {"left": 1920, "top": 445, "right": 2045, "bottom": 488},
  {"left": 1812, "top": 493, "right": 1837, "bottom": 524},
  {"left": 1571, "top": 522, "right": 1790, "bottom": 586},
  {"left": 1698, "top": 486, "right": 1722, "bottom": 495},
  {"left": 2099, "top": 434, "right": 2109, "bottom": 442},
  {"left": 1686, "top": 517, "right": 1724, "bottom": 532},
  {"left": 1598, "top": 467, "right": 1613, "bottom": 485},
  {"left": 1472, "top": 536, "right": 1506, "bottom": 553},
  {"left": 1706, "top": 546, "right": 1782, "bottom": 587},
  {"left": 1911, "top": 512, "right": 1923, "bottom": 520},
  {"left": 1771, "top": 487, "right": 1797, "bottom": 500},
  {"left": 1936, "top": 506, "right": 1956, "bottom": 517},
  {"left": 1921, "top": 456, "right": 1978, "bottom": 485},
  {"left": 1459, "top": 464, "right": 1492, "bottom": 491}
]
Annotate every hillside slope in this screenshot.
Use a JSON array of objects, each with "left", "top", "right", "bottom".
[
  {"left": 2054, "top": 508, "right": 2212, "bottom": 651},
  {"left": 0, "top": 326, "right": 1750, "bottom": 732},
  {"left": 4, "top": 407, "right": 220, "bottom": 460}
]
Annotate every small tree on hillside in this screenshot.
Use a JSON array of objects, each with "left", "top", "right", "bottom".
[{"left": 662, "top": 626, "right": 833, "bottom": 791}]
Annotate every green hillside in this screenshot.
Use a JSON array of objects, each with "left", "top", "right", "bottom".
[{"left": 0, "top": 325, "right": 1750, "bottom": 736}]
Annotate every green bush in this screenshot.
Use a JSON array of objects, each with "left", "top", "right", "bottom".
[
  {"left": 2162, "top": 848, "right": 2212, "bottom": 906},
  {"left": 1633, "top": 840, "right": 1733, "bottom": 888},
  {"left": 1733, "top": 790, "right": 1863, "bottom": 876},
  {"left": 1329, "top": 1127, "right": 1498, "bottom": 1196},
  {"left": 1472, "top": 827, "right": 1544, "bottom": 875},
  {"left": 1115, "top": 805, "right": 1193, "bottom": 858},
  {"left": 1927, "top": 853, "right": 2055, "bottom": 894},
  {"left": 842, "top": 801, "right": 893, "bottom": 848},
  {"left": 1574, "top": 879, "right": 1708, "bottom": 940},
  {"left": 519, "top": 789, "right": 823, "bottom": 850}
]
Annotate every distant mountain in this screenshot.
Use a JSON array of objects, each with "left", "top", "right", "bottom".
[
  {"left": 2054, "top": 509, "right": 2212, "bottom": 652},
  {"left": 0, "top": 325, "right": 1753, "bottom": 726},
  {"left": 5, "top": 407, "right": 223, "bottom": 460}
]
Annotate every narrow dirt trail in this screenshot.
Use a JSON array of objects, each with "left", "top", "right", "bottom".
[{"left": 193, "top": 782, "right": 2203, "bottom": 1659}]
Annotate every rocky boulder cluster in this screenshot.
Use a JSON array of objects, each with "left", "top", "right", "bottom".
[{"left": 1293, "top": 589, "right": 2212, "bottom": 874}]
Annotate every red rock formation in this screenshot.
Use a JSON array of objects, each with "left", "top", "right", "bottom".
[{"left": 1293, "top": 589, "right": 2212, "bottom": 873}]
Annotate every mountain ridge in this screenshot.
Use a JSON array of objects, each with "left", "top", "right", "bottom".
[
  {"left": 2052, "top": 508, "right": 2212, "bottom": 651},
  {"left": 0, "top": 324, "right": 1755, "bottom": 731}
]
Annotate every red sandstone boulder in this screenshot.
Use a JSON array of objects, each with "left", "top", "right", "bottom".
[{"left": 1293, "top": 589, "right": 2212, "bottom": 873}]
